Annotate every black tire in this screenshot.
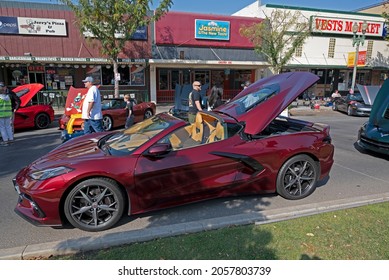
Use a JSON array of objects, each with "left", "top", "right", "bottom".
[
  {"left": 144, "top": 109, "right": 153, "bottom": 120},
  {"left": 34, "top": 113, "right": 51, "bottom": 129},
  {"left": 276, "top": 155, "right": 318, "bottom": 200},
  {"left": 102, "top": 115, "right": 113, "bottom": 131},
  {"left": 64, "top": 178, "right": 125, "bottom": 232}
]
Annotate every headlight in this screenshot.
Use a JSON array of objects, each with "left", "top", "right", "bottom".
[{"left": 29, "top": 166, "right": 74, "bottom": 180}]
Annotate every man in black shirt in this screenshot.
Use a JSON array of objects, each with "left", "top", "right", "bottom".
[{"left": 188, "top": 81, "right": 203, "bottom": 123}]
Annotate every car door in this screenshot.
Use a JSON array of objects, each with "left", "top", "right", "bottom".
[
  {"left": 337, "top": 95, "right": 348, "bottom": 112},
  {"left": 133, "top": 134, "right": 239, "bottom": 211}
]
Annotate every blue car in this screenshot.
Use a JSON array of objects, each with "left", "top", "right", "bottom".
[{"left": 358, "top": 80, "right": 389, "bottom": 155}]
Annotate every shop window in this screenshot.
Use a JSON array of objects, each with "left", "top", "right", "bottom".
[
  {"left": 171, "top": 70, "right": 179, "bottom": 90},
  {"left": 183, "top": 70, "right": 191, "bottom": 85},
  {"left": 6, "top": 66, "right": 28, "bottom": 86},
  {"left": 159, "top": 69, "right": 168, "bottom": 90},
  {"left": 129, "top": 65, "right": 145, "bottom": 86},
  {"left": 194, "top": 70, "right": 210, "bottom": 86},
  {"left": 230, "top": 70, "right": 252, "bottom": 90},
  {"left": 101, "top": 65, "right": 131, "bottom": 85},
  {"left": 45, "top": 67, "right": 75, "bottom": 90},
  {"left": 311, "top": 69, "right": 331, "bottom": 85}
]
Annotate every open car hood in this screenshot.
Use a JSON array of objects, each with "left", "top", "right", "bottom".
[
  {"left": 216, "top": 72, "right": 319, "bottom": 135},
  {"left": 12, "top": 83, "right": 44, "bottom": 107},
  {"left": 369, "top": 79, "right": 389, "bottom": 131},
  {"left": 356, "top": 84, "right": 381, "bottom": 105}
]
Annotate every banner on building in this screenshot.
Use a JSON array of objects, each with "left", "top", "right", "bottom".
[
  {"left": 0, "top": 16, "right": 67, "bottom": 36},
  {"left": 347, "top": 51, "right": 367, "bottom": 67},
  {"left": 311, "top": 16, "right": 385, "bottom": 37}
]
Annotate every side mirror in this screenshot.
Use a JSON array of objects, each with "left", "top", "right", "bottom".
[{"left": 146, "top": 143, "right": 172, "bottom": 157}]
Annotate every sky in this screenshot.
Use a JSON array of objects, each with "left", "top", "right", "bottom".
[{"left": 4, "top": 0, "right": 385, "bottom": 15}]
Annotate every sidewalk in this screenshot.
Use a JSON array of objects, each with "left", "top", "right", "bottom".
[{"left": 290, "top": 104, "right": 334, "bottom": 116}]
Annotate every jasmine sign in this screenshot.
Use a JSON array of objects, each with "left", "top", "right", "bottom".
[{"left": 195, "top": 19, "right": 230, "bottom": 40}]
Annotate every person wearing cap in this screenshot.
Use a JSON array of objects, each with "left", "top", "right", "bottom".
[
  {"left": 0, "top": 82, "right": 14, "bottom": 146},
  {"left": 81, "top": 76, "right": 103, "bottom": 134}
]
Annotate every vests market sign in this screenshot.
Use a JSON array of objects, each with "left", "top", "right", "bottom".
[
  {"left": 310, "top": 16, "right": 385, "bottom": 37},
  {"left": 195, "top": 19, "right": 230, "bottom": 41}
]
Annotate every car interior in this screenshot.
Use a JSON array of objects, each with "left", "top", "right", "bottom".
[{"left": 161, "top": 112, "right": 226, "bottom": 150}]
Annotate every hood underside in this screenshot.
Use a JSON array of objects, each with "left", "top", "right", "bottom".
[
  {"left": 12, "top": 83, "right": 44, "bottom": 107},
  {"left": 356, "top": 84, "right": 380, "bottom": 105},
  {"left": 216, "top": 72, "right": 319, "bottom": 135}
]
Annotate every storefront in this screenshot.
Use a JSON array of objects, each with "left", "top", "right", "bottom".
[
  {"left": 234, "top": 3, "right": 389, "bottom": 97},
  {"left": 150, "top": 12, "right": 267, "bottom": 103},
  {"left": 0, "top": 1, "right": 152, "bottom": 106}
]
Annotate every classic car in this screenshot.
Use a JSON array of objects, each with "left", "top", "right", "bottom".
[
  {"left": 13, "top": 72, "right": 334, "bottom": 232},
  {"left": 58, "top": 86, "right": 156, "bottom": 132},
  {"left": 13, "top": 83, "right": 55, "bottom": 130},
  {"left": 357, "top": 79, "right": 389, "bottom": 155}
]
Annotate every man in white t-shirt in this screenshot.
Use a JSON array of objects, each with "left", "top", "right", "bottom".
[{"left": 81, "top": 76, "right": 103, "bottom": 134}]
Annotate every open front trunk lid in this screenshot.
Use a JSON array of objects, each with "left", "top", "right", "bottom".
[{"left": 216, "top": 72, "right": 319, "bottom": 135}]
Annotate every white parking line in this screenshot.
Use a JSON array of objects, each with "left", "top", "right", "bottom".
[{"left": 334, "top": 162, "right": 389, "bottom": 184}]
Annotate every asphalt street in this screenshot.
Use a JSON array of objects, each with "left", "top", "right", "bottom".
[{"left": 0, "top": 106, "right": 388, "bottom": 259}]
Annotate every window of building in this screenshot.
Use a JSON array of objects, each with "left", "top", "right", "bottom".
[
  {"left": 158, "top": 69, "right": 169, "bottom": 90},
  {"left": 171, "top": 70, "right": 179, "bottom": 90},
  {"left": 101, "top": 65, "right": 130, "bottom": 85},
  {"left": 367, "top": 40, "right": 373, "bottom": 60},
  {"left": 194, "top": 70, "right": 210, "bottom": 86},
  {"left": 295, "top": 45, "right": 303, "bottom": 57},
  {"left": 230, "top": 70, "right": 252, "bottom": 90},
  {"left": 328, "top": 38, "right": 336, "bottom": 58}
]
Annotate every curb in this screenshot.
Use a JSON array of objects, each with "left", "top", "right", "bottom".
[{"left": 1, "top": 193, "right": 388, "bottom": 260}]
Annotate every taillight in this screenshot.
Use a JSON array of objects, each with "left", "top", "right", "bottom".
[{"left": 323, "top": 136, "right": 332, "bottom": 144}]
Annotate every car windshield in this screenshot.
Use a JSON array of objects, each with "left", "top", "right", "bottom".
[
  {"left": 349, "top": 92, "right": 363, "bottom": 102},
  {"left": 101, "top": 115, "right": 173, "bottom": 155},
  {"left": 227, "top": 84, "right": 280, "bottom": 116},
  {"left": 101, "top": 99, "right": 125, "bottom": 110}
]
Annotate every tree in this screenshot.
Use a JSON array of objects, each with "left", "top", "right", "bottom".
[
  {"left": 60, "top": 0, "right": 173, "bottom": 97},
  {"left": 240, "top": 9, "right": 311, "bottom": 74}
]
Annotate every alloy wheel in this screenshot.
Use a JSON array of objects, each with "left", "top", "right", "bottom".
[
  {"left": 64, "top": 178, "right": 124, "bottom": 232},
  {"left": 102, "top": 115, "right": 113, "bottom": 131},
  {"left": 276, "top": 155, "right": 318, "bottom": 200}
]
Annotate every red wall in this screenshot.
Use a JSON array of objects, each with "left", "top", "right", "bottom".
[
  {"left": 155, "top": 11, "right": 261, "bottom": 48},
  {"left": 0, "top": 6, "right": 152, "bottom": 59}
]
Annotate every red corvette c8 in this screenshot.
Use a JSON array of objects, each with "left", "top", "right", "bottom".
[
  {"left": 13, "top": 83, "right": 55, "bottom": 130},
  {"left": 13, "top": 72, "right": 334, "bottom": 232}
]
